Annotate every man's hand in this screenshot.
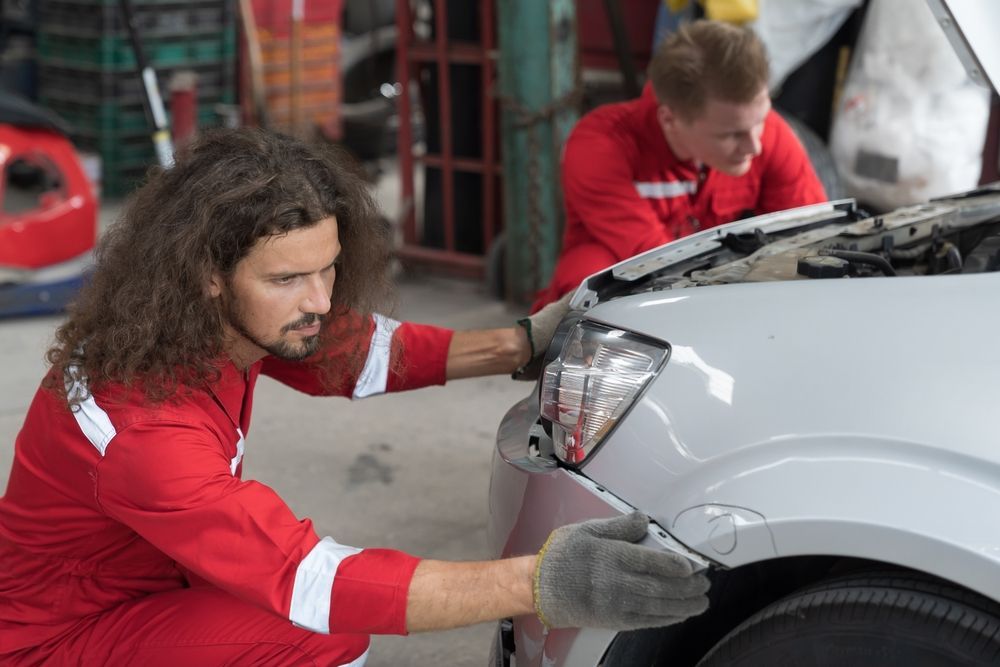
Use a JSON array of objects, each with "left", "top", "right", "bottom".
[
  {"left": 513, "top": 292, "right": 574, "bottom": 380},
  {"left": 533, "top": 511, "right": 710, "bottom": 630},
  {"left": 403, "top": 512, "right": 707, "bottom": 634}
]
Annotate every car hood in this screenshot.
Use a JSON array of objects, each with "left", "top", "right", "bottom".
[
  {"left": 927, "top": 0, "right": 1000, "bottom": 94},
  {"left": 568, "top": 189, "right": 1000, "bottom": 312}
]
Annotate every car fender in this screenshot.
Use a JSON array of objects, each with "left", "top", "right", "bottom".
[{"left": 660, "top": 435, "right": 1000, "bottom": 607}]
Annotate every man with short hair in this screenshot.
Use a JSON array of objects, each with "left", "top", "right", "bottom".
[
  {"left": 0, "top": 129, "right": 708, "bottom": 665},
  {"left": 533, "top": 20, "right": 827, "bottom": 310}
]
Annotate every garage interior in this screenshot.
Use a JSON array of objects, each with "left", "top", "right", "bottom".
[{"left": 2, "top": 1, "right": 999, "bottom": 665}]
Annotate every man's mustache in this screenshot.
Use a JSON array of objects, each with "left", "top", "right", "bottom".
[{"left": 281, "top": 313, "right": 324, "bottom": 334}]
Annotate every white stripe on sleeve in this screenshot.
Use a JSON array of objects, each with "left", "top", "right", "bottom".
[
  {"left": 66, "top": 367, "right": 117, "bottom": 457},
  {"left": 71, "top": 396, "right": 117, "bottom": 456},
  {"left": 289, "top": 537, "right": 362, "bottom": 633},
  {"left": 634, "top": 180, "right": 698, "bottom": 198},
  {"left": 229, "top": 428, "right": 245, "bottom": 475},
  {"left": 352, "top": 314, "right": 402, "bottom": 399}
]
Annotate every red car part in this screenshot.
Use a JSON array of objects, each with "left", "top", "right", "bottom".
[{"left": 0, "top": 124, "right": 97, "bottom": 270}]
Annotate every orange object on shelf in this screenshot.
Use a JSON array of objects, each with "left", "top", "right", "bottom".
[
  {"left": 260, "top": 30, "right": 338, "bottom": 67},
  {"left": 263, "top": 61, "right": 338, "bottom": 88},
  {"left": 241, "top": 1, "right": 343, "bottom": 138},
  {"left": 266, "top": 87, "right": 338, "bottom": 111}
]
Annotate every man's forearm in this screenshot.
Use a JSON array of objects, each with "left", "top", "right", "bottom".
[
  {"left": 405, "top": 556, "right": 537, "bottom": 632},
  {"left": 445, "top": 327, "right": 530, "bottom": 380}
]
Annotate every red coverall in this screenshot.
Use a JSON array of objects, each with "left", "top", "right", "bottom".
[
  {"left": 532, "top": 84, "right": 827, "bottom": 311},
  {"left": 0, "top": 315, "right": 453, "bottom": 666}
]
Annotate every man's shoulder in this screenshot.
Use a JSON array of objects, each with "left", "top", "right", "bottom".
[
  {"left": 573, "top": 95, "right": 652, "bottom": 145},
  {"left": 752, "top": 110, "right": 813, "bottom": 178},
  {"left": 60, "top": 371, "right": 219, "bottom": 432},
  {"left": 761, "top": 109, "right": 798, "bottom": 148},
  {"left": 17, "top": 370, "right": 221, "bottom": 480},
  {"left": 565, "top": 101, "right": 656, "bottom": 175}
]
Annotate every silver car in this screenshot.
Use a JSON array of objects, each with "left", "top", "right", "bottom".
[{"left": 488, "top": 4, "right": 1000, "bottom": 665}]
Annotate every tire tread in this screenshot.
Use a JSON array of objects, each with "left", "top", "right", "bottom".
[{"left": 697, "top": 571, "right": 1000, "bottom": 666}]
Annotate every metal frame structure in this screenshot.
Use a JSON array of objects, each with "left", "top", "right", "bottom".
[{"left": 395, "top": 0, "right": 499, "bottom": 278}]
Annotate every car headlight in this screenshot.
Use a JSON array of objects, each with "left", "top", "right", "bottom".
[{"left": 540, "top": 321, "right": 668, "bottom": 465}]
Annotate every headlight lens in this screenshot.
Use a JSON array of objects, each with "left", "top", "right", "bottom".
[{"left": 540, "top": 321, "right": 668, "bottom": 464}]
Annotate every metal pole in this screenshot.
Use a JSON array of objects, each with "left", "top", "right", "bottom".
[
  {"left": 480, "top": 0, "right": 497, "bottom": 253},
  {"left": 118, "top": 0, "right": 174, "bottom": 168},
  {"left": 238, "top": 0, "right": 268, "bottom": 127},
  {"left": 396, "top": 0, "right": 416, "bottom": 247},
  {"left": 496, "top": 0, "right": 578, "bottom": 303},
  {"left": 603, "top": 0, "right": 640, "bottom": 99},
  {"left": 433, "top": 0, "right": 455, "bottom": 253}
]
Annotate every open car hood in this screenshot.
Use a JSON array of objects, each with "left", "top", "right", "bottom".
[
  {"left": 927, "top": 0, "right": 1000, "bottom": 95},
  {"left": 569, "top": 187, "right": 1000, "bottom": 308}
]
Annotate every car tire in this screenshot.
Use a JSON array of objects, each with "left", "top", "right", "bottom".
[
  {"left": 779, "top": 111, "right": 846, "bottom": 201},
  {"left": 696, "top": 571, "right": 1000, "bottom": 666}
]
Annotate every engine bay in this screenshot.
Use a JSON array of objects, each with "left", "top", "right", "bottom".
[{"left": 589, "top": 187, "right": 1000, "bottom": 302}]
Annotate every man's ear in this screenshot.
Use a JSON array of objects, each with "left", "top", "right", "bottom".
[
  {"left": 656, "top": 103, "right": 678, "bottom": 131},
  {"left": 207, "top": 272, "right": 224, "bottom": 298}
]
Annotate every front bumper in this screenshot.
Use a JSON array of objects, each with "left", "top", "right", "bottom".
[{"left": 487, "top": 395, "right": 708, "bottom": 667}]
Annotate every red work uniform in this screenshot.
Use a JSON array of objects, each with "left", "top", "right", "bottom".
[
  {"left": 0, "top": 315, "right": 452, "bottom": 666},
  {"left": 532, "top": 84, "right": 827, "bottom": 311}
]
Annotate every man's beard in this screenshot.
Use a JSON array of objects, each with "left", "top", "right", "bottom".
[{"left": 222, "top": 296, "right": 324, "bottom": 361}]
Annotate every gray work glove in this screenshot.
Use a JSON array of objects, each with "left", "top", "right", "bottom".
[
  {"left": 513, "top": 292, "right": 574, "bottom": 381},
  {"left": 533, "top": 511, "right": 710, "bottom": 630}
]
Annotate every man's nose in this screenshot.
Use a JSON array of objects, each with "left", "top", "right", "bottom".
[{"left": 302, "top": 275, "right": 332, "bottom": 314}]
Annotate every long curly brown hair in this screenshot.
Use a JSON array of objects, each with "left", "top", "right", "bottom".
[{"left": 47, "top": 128, "right": 393, "bottom": 404}]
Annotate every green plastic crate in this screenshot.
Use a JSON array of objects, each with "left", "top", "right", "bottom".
[
  {"left": 43, "top": 0, "right": 223, "bottom": 6},
  {"left": 42, "top": 97, "right": 231, "bottom": 138},
  {"left": 39, "top": 59, "right": 235, "bottom": 107},
  {"left": 39, "top": 1, "right": 229, "bottom": 40},
  {"left": 38, "top": 30, "right": 236, "bottom": 71}
]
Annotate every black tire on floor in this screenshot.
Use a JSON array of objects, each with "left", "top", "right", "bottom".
[
  {"left": 779, "top": 111, "right": 846, "bottom": 201},
  {"left": 696, "top": 571, "right": 1000, "bottom": 667}
]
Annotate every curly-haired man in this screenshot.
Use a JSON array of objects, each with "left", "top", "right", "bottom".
[{"left": 0, "top": 129, "right": 708, "bottom": 665}]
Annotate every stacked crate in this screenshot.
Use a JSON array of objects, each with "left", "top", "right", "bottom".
[
  {"left": 37, "top": 0, "right": 236, "bottom": 197},
  {"left": 250, "top": 0, "right": 342, "bottom": 138}
]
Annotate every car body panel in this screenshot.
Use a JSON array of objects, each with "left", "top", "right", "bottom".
[
  {"left": 576, "top": 273, "right": 1000, "bottom": 601},
  {"left": 490, "top": 276, "right": 1000, "bottom": 666}
]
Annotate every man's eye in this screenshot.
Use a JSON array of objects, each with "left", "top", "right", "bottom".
[{"left": 273, "top": 276, "right": 296, "bottom": 285}]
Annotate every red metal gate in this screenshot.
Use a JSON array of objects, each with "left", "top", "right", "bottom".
[{"left": 395, "top": 0, "right": 500, "bottom": 278}]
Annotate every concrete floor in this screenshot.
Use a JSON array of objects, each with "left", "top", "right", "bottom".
[{"left": 0, "top": 200, "right": 533, "bottom": 664}]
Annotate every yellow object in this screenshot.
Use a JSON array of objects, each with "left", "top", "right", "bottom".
[
  {"left": 532, "top": 530, "right": 558, "bottom": 629},
  {"left": 666, "top": 0, "right": 690, "bottom": 13},
  {"left": 704, "top": 0, "right": 759, "bottom": 23}
]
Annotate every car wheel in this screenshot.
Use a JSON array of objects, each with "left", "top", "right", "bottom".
[
  {"left": 779, "top": 111, "right": 846, "bottom": 201},
  {"left": 696, "top": 571, "right": 1000, "bottom": 666}
]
